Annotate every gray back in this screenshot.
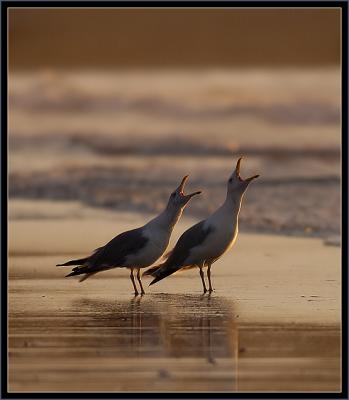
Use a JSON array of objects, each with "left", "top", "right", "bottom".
[
  {"left": 165, "top": 220, "right": 213, "bottom": 268},
  {"left": 90, "top": 228, "right": 149, "bottom": 269}
]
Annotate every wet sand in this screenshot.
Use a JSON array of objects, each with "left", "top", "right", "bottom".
[
  {"left": 8, "top": 202, "right": 341, "bottom": 392},
  {"left": 9, "top": 288, "right": 340, "bottom": 392}
]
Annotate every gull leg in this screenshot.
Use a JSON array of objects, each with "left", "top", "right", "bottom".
[
  {"left": 199, "top": 265, "right": 208, "bottom": 293},
  {"left": 130, "top": 268, "right": 139, "bottom": 296},
  {"left": 137, "top": 268, "right": 145, "bottom": 295},
  {"left": 207, "top": 262, "right": 214, "bottom": 293}
]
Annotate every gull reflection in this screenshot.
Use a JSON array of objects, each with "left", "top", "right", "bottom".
[{"left": 74, "top": 294, "right": 238, "bottom": 363}]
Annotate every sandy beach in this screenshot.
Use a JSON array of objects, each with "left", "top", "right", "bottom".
[{"left": 8, "top": 200, "right": 341, "bottom": 392}]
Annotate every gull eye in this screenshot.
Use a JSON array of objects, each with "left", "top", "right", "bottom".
[{"left": 228, "top": 178, "right": 233, "bottom": 183}]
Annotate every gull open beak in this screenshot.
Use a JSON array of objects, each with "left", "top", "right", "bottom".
[
  {"left": 235, "top": 156, "right": 260, "bottom": 182},
  {"left": 177, "top": 175, "right": 202, "bottom": 199}
]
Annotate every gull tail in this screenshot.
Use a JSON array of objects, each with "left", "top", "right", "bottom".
[
  {"left": 149, "top": 264, "right": 180, "bottom": 286},
  {"left": 57, "top": 246, "right": 103, "bottom": 267}
]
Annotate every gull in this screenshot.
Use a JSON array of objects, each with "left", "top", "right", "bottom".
[
  {"left": 145, "top": 157, "right": 259, "bottom": 293},
  {"left": 56, "top": 176, "right": 201, "bottom": 295}
]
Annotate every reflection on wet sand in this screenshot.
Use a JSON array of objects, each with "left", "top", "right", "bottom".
[
  {"left": 9, "top": 287, "right": 340, "bottom": 392},
  {"left": 74, "top": 294, "right": 237, "bottom": 365},
  {"left": 10, "top": 293, "right": 239, "bottom": 392}
]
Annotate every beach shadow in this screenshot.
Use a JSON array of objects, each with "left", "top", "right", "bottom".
[{"left": 73, "top": 294, "right": 238, "bottom": 363}]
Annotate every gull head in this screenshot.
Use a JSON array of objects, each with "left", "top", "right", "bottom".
[
  {"left": 167, "top": 175, "right": 202, "bottom": 209},
  {"left": 227, "top": 157, "right": 259, "bottom": 195}
]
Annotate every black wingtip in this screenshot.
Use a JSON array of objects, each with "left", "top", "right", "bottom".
[
  {"left": 57, "top": 262, "right": 71, "bottom": 267},
  {"left": 149, "top": 277, "right": 161, "bottom": 286}
]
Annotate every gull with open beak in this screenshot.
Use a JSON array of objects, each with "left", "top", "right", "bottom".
[
  {"left": 145, "top": 157, "right": 259, "bottom": 293},
  {"left": 57, "top": 175, "right": 201, "bottom": 295}
]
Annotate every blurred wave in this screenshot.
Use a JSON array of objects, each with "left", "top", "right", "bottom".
[
  {"left": 10, "top": 133, "right": 340, "bottom": 158},
  {"left": 9, "top": 70, "right": 340, "bottom": 238},
  {"left": 10, "top": 90, "right": 339, "bottom": 125}
]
